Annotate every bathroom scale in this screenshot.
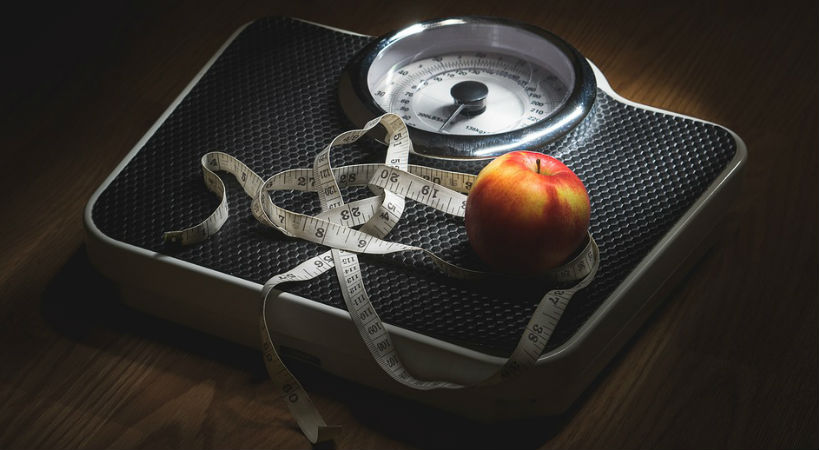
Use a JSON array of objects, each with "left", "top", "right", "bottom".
[{"left": 84, "top": 16, "right": 746, "bottom": 423}]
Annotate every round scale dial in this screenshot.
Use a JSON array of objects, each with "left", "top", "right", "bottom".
[{"left": 339, "top": 17, "right": 596, "bottom": 159}]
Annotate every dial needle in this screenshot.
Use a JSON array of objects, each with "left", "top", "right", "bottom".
[
  {"left": 439, "top": 104, "right": 465, "bottom": 132},
  {"left": 438, "top": 80, "right": 489, "bottom": 132}
]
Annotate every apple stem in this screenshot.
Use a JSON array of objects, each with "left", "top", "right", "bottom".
[{"left": 536, "top": 158, "right": 541, "bottom": 174}]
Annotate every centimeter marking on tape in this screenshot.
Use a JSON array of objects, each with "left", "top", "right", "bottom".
[{"left": 163, "top": 113, "right": 600, "bottom": 443}]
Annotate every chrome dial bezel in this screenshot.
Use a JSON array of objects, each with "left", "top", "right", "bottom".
[{"left": 338, "top": 16, "right": 596, "bottom": 159}]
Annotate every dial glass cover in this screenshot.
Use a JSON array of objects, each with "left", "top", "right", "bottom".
[
  {"left": 339, "top": 17, "right": 595, "bottom": 159},
  {"left": 371, "top": 51, "right": 570, "bottom": 136}
]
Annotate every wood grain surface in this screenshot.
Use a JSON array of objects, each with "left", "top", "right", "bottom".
[{"left": 0, "top": 0, "right": 816, "bottom": 448}]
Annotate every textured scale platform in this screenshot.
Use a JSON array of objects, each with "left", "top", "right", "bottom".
[{"left": 91, "top": 17, "right": 737, "bottom": 356}]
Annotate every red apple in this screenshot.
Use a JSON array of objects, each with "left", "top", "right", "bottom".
[{"left": 465, "top": 151, "right": 590, "bottom": 276}]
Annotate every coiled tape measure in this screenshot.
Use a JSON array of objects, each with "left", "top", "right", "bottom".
[{"left": 164, "top": 113, "right": 600, "bottom": 443}]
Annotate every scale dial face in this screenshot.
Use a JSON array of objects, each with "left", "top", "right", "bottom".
[
  {"left": 339, "top": 17, "right": 596, "bottom": 159},
  {"left": 370, "top": 51, "right": 571, "bottom": 136}
]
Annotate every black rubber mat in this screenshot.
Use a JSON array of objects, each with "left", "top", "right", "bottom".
[{"left": 91, "top": 17, "right": 737, "bottom": 356}]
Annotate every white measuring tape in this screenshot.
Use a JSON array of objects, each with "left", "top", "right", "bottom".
[{"left": 163, "top": 113, "right": 600, "bottom": 444}]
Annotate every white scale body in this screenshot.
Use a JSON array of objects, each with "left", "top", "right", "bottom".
[{"left": 84, "top": 17, "right": 746, "bottom": 421}]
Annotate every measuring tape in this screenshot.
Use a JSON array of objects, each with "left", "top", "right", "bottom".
[{"left": 163, "top": 113, "right": 600, "bottom": 443}]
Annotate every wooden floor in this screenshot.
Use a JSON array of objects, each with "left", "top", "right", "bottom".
[{"left": 1, "top": 0, "right": 816, "bottom": 448}]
